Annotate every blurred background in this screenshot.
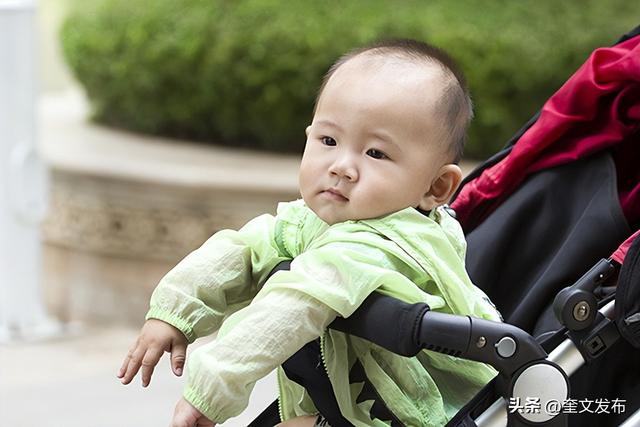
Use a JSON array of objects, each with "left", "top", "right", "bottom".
[{"left": 0, "top": 1, "right": 638, "bottom": 426}]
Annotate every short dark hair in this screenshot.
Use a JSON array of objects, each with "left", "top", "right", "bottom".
[{"left": 315, "top": 39, "right": 473, "bottom": 163}]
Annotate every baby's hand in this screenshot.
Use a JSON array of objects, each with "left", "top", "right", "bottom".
[
  {"left": 117, "top": 318, "right": 188, "bottom": 387},
  {"left": 170, "top": 397, "right": 216, "bottom": 427}
]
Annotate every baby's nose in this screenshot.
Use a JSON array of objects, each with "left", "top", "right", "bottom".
[{"left": 329, "top": 159, "right": 358, "bottom": 181}]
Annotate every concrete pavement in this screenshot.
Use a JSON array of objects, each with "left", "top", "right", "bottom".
[{"left": 0, "top": 325, "right": 278, "bottom": 427}]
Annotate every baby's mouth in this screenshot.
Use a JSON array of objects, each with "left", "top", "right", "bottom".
[{"left": 322, "top": 188, "right": 349, "bottom": 202}]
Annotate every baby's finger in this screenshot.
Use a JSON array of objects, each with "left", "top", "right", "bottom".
[
  {"left": 171, "top": 342, "right": 187, "bottom": 376},
  {"left": 117, "top": 357, "right": 129, "bottom": 378},
  {"left": 121, "top": 346, "right": 146, "bottom": 385},
  {"left": 140, "top": 347, "right": 164, "bottom": 387},
  {"left": 117, "top": 343, "right": 138, "bottom": 378}
]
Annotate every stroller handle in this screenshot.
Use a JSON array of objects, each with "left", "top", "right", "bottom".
[
  {"left": 419, "top": 311, "right": 547, "bottom": 377},
  {"left": 330, "top": 291, "right": 547, "bottom": 377}
]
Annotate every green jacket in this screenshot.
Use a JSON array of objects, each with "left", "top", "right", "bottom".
[{"left": 146, "top": 200, "right": 501, "bottom": 426}]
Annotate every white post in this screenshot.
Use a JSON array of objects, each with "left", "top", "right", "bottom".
[{"left": 0, "top": 0, "right": 60, "bottom": 342}]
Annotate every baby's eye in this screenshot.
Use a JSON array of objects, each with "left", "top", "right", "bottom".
[
  {"left": 321, "top": 136, "right": 337, "bottom": 146},
  {"left": 366, "top": 149, "right": 388, "bottom": 160}
]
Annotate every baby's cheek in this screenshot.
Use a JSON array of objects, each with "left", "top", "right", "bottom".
[{"left": 362, "top": 194, "right": 393, "bottom": 217}]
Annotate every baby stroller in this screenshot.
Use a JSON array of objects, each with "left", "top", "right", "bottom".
[{"left": 250, "top": 24, "right": 640, "bottom": 427}]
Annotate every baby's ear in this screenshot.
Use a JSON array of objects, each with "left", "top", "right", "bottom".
[
  {"left": 418, "top": 164, "right": 463, "bottom": 211},
  {"left": 305, "top": 125, "right": 312, "bottom": 137}
]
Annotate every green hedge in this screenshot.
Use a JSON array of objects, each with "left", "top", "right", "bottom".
[{"left": 61, "top": 1, "right": 639, "bottom": 158}]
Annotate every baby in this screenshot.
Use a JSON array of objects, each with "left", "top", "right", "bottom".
[{"left": 118, "top": 39, "right": 501, "bottom": 427}]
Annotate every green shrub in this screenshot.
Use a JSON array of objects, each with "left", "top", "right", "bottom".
[{"left": 61, "top": 0, "right": 639, "bottom": 158}]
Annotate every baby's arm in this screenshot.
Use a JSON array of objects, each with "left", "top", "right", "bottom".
[
  {"left": 118, "top": 213, "right": 284, "bottom": 386},
  {"left": 181, "top": 288, "right": 337, "bottom": 423},
  {"left": 145, "top": 212, "right": 286, "bottom": 342},
  {"left": 117, "top": 318, "right": 188, "bottom": 387}
]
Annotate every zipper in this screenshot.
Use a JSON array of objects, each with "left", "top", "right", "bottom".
[
  {"left": 319, "top": 332, "right": 330, "bottom": 381},
  {"left": 278, "top": 333, "right": 331, "bottom": 423},
  {"left": 277, "top": 368, "right": 286, "bottom": 422}
]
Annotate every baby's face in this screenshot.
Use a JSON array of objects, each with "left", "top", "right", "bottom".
[{"left": 299, "top": 54, "right": 449, "bottom": 225}]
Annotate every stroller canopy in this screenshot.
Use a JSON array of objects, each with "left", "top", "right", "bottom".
[{"left": 452, "top": 30, "right": 640, "bottom": 265}]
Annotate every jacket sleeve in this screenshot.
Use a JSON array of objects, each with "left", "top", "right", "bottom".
[
  {"left": 183, "top": 289, "right": 337, "bottom": 423},
  {"left": 145, "top": 213, "right": 287, "bottom": 343},
  {"left": 181, "top": 236, "right": 414, "bottom": 422}
]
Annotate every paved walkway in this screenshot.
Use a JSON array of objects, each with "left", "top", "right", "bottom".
[{"left": 0, "top": 325, "right": 277, "bottom": 427}]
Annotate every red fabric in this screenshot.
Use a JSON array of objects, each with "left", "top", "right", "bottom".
[
  {"left": 612, "top": 230, "right": 640, "bottom": 265},
  {"left": 452, "top": 35, "right": 640, "bottom": 234}
]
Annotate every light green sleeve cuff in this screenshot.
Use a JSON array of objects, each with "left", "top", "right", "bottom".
[
  {"left": 145, "top": 306, "right": 196, "bottom": 343},
  {"left": 183, "top": 386, "right": 221, "bottom": 424}
]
